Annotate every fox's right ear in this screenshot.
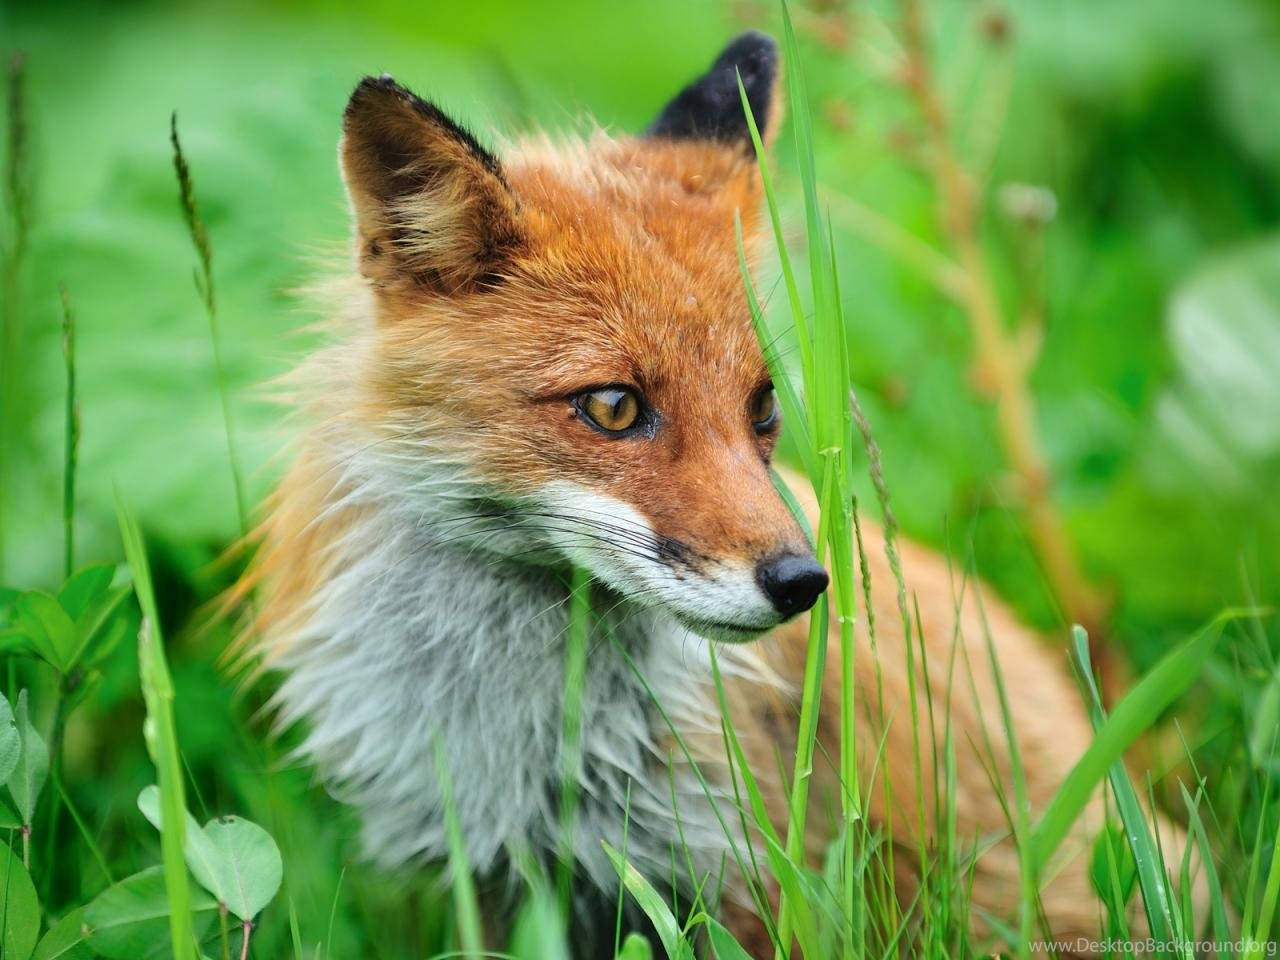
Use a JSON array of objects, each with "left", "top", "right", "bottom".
[
  {"left": 646, "top": 31, "right": 780, "bottom": 155},
  {"left": 340, "top": 76, "right": 523, "bottom": 295}
]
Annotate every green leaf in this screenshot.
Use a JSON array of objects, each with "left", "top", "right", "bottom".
[
  {"left": 137, "top": 787, "right": 221, "bottom": 900},
  {"left": 85, "top": 866, "right": 216, "bottom": 960},
  {"left": 74, "top": 583, "right": 134, "bottom": 669},
  {"left": 1090, "top": 822, "right": 1137, "bottom": 911},
  {"left": 602, "top": 842, "right": 692, "bottom": 960},
  {"left": 7, "top": 690, "right": 49, "bottom": 825},
  {"left": 198, "top": 817, "right": 283, "bottom": 921},
  {"left": 0, "top": 692, "right": 21, "bottom": 785},
  {"left": 11, "top": 592, "right": 77, "bottom": 672},
  {"left": 705, "top": 918, "right": 753, "bottom": 960},
  {"left": 615, "top": 933, "right": 654, "bottom": 960},
  {"left": 33, "top": 907, "right": 93, "bottom": 960},
  {"left": 137, "top": 787, "right": 283, "bottom": 921},
  {"left": 1030, "top": 611, "right": 1252, "bottom": 869},
  {"left": 57, "top": 564, "right": 117, "bottom": 620},
  {"left": 0, "top": 840, "right": 41, "bottom": 960}
]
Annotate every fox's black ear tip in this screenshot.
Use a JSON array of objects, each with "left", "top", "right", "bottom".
[
  {"left": 646, "top": 30, "right": 780, "bottom": 148},
  {"left": 716, "top": 30, "right": 779, "bottom": 78}
]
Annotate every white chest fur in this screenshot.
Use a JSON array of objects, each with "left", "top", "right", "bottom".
[{"left": 272, "top": 497, "right": 747, "bottom": 896}]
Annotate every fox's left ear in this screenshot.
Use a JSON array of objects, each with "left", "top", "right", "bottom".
[
  {"left": 340, "top": 75, "right": 523, "bottom": 295},
  {"left": 646, "top": 31, "right": 780, "bottom": 154}
]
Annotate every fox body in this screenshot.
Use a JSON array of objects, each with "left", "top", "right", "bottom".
[{"left": 246, "top": 33, "right": 1187, "bottom": 957}]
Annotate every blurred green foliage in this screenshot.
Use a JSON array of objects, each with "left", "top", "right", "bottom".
[{"left": 1, "top": 0, "right": 1279, "bottom": 955}]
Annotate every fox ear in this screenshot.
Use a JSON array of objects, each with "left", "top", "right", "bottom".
[
  {"left": 646, "top": 31, "right": 780, "bottom": 153},
  {"left": 340, "top": 76, "right": 522, "bottom": 294}
]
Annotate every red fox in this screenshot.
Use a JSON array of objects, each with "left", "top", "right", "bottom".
[{"left": 242, "top": 31, "right": 1196, "bottom": 958}]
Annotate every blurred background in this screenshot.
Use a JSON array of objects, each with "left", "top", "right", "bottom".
[{"left": 2, "top": 0, "right": 1278, "bottom": 955}]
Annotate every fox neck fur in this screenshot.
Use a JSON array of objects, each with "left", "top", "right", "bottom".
[{"left": 265, "top": 423, "right": 772, "bottom": 901}]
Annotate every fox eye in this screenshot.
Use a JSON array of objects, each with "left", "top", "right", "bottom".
[
  {"left": 578, "top": 387, "right": 642, "bottom": 434},
  {"left": 750, "top": 385, "right": 778, "bottom": 433}
]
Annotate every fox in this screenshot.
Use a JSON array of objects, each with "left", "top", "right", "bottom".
[{"left": 241, "top": 31, "right": 1199, "bottom": 958}]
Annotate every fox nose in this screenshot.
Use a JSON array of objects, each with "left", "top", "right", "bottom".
[{"left": 756, "top": 553, "right": 829, "bottom": 619}]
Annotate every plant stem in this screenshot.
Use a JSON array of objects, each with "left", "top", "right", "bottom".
[
  {"left": 117, "top": 493, "right": 199, "bottom": 960},
  {"left": 774, "top": 452, "right": 836, "bottom": 959},
  {"left": 896, "top": 0, "right": 1105, "bottom": 638},
  {"left": 60, "top": 283, "right": 79, "bottom": 578},
  {"left": 43, "top": 671, "right": 76, "bottom": 894},
  {"left": 219, "top": 904, "right": 231, "bottom": 960},
  {"left": 240, "top": 919, "right": 252, "bottom": 960},
  {"left": 54, "top": 775, "right": 113, "bottom": 883},
  {"left": 2, "top": 52, "right": 32, "bottom": 583},
  {"left": 170, "top": 114, "right": 250, "bottom": 538}
]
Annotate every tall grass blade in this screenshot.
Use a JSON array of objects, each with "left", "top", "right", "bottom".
[
  {"left": 1245, "top": 822, "right": 1280, "bottom": 959},
  {"left": 774, "top": 454, "right": 834, "bottom": 958},
  {"left": 287, "top": 895, "right": 304, "bottom": 960},
  {"left": 736, "top": 64, "right": 814, "bottom": 430},
  {"left": 979, "top": 615, "right": 1035, "bottom": 958},
  {"left": 114, "top": 489, "right": 198, "bottom": 960},
  {"left": 602, "top": 842, "right": 692, "bottom": 960},
  {"left": 170, "top": 114, "right": 249, "bottom": 537},
  {"left": 558, "top": 565, "right": 590, "bottom": 920},
  {"left": 434, "top": 740, "right": 484, "bottom": 958},
  {"left": 1177, "top": 782, "right": 1228, "bottom": 946},
  {"left": 737, "top": 215, "right": 816, "bottom": 484},
  {"left": 1032, "top": 612, "right": 1255, "bottom": 870},
  {"left": 1, "top": 52, "right": 33, "bottom": 583},
  {"left": 1062, "top": 626, "right": 1181, "bottom": 947},
  {"left": 59, "top": 284, "right": 79, "bottom": 579}
]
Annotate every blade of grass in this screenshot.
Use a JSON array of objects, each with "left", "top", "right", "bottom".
[
  {"left": 56, "top": 777, "right": 113, "bottom": 885},
  {"left": 1032, "top": 611, "right": 1257, "bottom": 870},
  {"left": 737, "top": 64, "right": 814, "bottom": 426},
  {"left": 979, "top": 613, "right": 1035, "bottom": 959},
  {"left": 558, "top": 565, "right": 590, "bottom": 920},
  {"left": 737, "top": 215, "right": 816, "bottom": 485},
  {"left": 43, "top": 282, "right": 81, "bottom": 895},
  {"left": 1, "top": 52, "right": 33, "bottom": 585},
  {"left": 434, "top": 740, "right": 484, "bottom": 958},
  {"left": 773, "top": 452, "right": 834, "bottom": 959},
  {"left": 324, "top": 865, "right": 345, "bottom": 960},
  {"left": 1065, "top": 626, "right": 1179, "bottom": 948},
  {"left": 288, "top": 895, "right": 304, "bottom": 960},
  {"left": 115, "top": 488, "right": 198, "bottom": 960},
  {"left": 1245, "top": 818, "right": 1280, "bottom": 959},
  {"left": 614, "top": 637, "right": 780, "bottom": 947},
  {"left": 170, "top": 114, "right": 249, "bottom": 537},
  {"left": 59, "top": 283, "right": 78, "bottom": 578},
  {"left": 615, "top": 778, "right": 633, "bottom": 958}
]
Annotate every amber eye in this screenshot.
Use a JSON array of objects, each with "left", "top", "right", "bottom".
[
  {"left": 578, "top": 387, "right": 642, "bottom": 434},
  {"left": 750, "top": 385, "right": 778, "bottom": 432}
]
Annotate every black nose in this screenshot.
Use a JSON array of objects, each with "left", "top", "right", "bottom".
[{"left": 755, "top": 553, "right": 829, "bottom": 618}]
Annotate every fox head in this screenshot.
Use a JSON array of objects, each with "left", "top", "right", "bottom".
[{"left": 338, "top": 32, "right": 827, "bottom": 641}]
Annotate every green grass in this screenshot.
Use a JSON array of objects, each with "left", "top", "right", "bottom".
[{"left": 2, "top": 0, "right": 1280, "bottom": 957}]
